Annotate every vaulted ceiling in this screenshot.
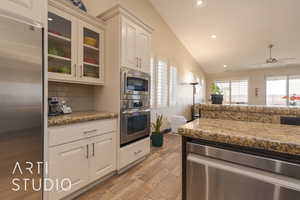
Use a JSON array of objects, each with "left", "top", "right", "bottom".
[{"left": 149, "top": 0, "right": 300, "bottom": 74}]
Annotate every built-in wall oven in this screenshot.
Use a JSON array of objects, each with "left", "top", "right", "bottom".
[
  {"left": 120, "top": 68, "right": 151, "bottom": 147},
  {"left": 120, "top": 107, "right": 151, "bottom": 146}
]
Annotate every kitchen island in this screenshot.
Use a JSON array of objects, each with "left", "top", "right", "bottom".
[{"left": 179, "top": 118, "right": 300, "bottom": 200}]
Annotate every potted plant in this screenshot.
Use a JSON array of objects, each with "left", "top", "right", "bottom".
[
  {"left": 211, "top": 83, "right": 223, "bottom": 104},
  {"left": 151, "top": 114, "right": 164, "bottom": 147}
]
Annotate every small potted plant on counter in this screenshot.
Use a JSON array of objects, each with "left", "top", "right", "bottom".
[
  {"left": 151, "top": 114, "right": 164, "bottom": 147},
  {"left": 211, "top": 83, "right": 223, "bottom": 104}
]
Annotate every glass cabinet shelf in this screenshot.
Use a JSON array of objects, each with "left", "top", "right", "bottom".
[
  {"left": 48, "top": 32, "right": 71, "bottom": 42},
  {"left": 84, "top": 44, "right": 99, "bottom": 51},
  {"left": 49, "top": 54, "right": 71, "bottom": 61}
]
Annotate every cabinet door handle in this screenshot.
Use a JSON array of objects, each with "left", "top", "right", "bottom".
[
  {"left": 92, "top": 143, "right": 95, "bottom": 157},
  {"left": 86, "top": 144, "right": 89, "bottom": 159},
  {"left": 81, "top": 65, "right": 83, "bottom": 77},
  {"left": 83, "top": 129, "right": 98, "bottom": 135},
  {"left": 134, "top": 150, "right": 142, "bottom": 155},
  {"left": 139, "top": 58, "right": 142, "bottom": 68}
]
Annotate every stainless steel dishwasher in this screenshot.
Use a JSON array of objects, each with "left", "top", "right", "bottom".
[{"left": 186, "top": 142, "right": 300, "bottom": 200}]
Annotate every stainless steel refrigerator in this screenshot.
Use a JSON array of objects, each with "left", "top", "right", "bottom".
[{"left": 0, "top": 11, "right": 43, "bottom": 200}]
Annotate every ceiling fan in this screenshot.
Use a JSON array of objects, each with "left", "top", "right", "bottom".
[
  {"left": 230, "top": 44, "right": 299, "bottom": 70},
  {"left": 264, "top": 44, "right": 295, "bottom": 64}
]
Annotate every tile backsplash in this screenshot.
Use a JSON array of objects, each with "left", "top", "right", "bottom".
[{"left": 48, "top": 82, "right": 95, "bottom": 112}]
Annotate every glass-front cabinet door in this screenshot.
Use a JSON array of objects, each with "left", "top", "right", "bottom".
[
  {"left": 48, "top": 7, "right": 76, "bottom": 81},
  {"left": 78, "top": 22, "right": 104, "bottom": 84}
]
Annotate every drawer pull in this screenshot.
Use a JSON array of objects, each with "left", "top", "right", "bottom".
[
  {"left": 86, "top": 144, "right": 89, "bottom": 159},
  {"left": 134, "top": 150, "right": 142, "bottom": 155},
  {"left": 92, "top": 143, "right": 95, "bottom": 157},
  {"left": 83, "top": 129, "right": 98, "bottom": 135}
]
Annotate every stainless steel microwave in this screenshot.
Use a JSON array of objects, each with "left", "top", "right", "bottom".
[{"left": 121, "top": 68, "right": 150, "bottom": 99}]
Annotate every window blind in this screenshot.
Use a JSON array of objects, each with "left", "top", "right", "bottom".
[
  {"left": 150, "top": 58, "right": 156, "bottom": 107},
  {"left": 266, "top": 76, "right": 287, "bottom": 105},
  {"left": 289, "top": 75, "right": 300, "bottom": 106},
  {"left": 231, "top": 80, "right": 248, "bottom": 104},
  {"left": 169, "top": 66, "right": 177, "bottom": 106},
  {"left": 156, "top": 60, "right": 168, "bottom": 107},
  {"left": 215, "top": 81, "right": 230, "bottom": 104}
]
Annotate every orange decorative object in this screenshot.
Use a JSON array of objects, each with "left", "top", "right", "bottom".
[
  {"left": 84, "top": 37, "right": 97, "bottom": 47},
  {"left": 282, "top": 95, "right": 300, "bottom": 101}
]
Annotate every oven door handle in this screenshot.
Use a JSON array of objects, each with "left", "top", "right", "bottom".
[
  {"left": 123, "top": 71, "right": 128, "bottom": 94},
  {"left": 122, "top": 109, "right": 151, "bottom": 115}
]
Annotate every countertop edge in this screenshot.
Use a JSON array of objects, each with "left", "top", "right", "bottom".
[
  {"left": 178, "top": 126, "right": 300, "bottom": 157},
  {"left": 48, "top": 112, "right": 118, "bottom": 127}
]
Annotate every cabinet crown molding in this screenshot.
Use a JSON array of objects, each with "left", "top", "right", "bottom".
[
  {"left": 49, "top": 0, "right": 106, "bottom": 29},
  {"left": 97, "top": 4, "right": 154, "bottom": 34}
]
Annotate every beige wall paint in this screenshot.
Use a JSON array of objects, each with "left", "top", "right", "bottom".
[
  {"left": 83, "top": 0, "right": 206, "bottom": 123},
  {"left": 206, "top": 65, "right": 300, "bottom": 105}
]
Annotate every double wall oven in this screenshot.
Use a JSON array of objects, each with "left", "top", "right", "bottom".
[{"left": 120, "top": 68, "right": 151, "bottom": 147}]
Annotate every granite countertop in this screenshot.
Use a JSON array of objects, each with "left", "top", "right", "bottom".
[
  {"left": 48, "top": 111, "right": 118, "bottom": 127},
  {"left": 178, "top": 118, "right": 300, "bottom": 156}
]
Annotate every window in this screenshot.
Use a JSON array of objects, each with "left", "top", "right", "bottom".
[
  {"left": 266, "top": 76, "right": 287, "bottom": 105},
  {"left": 215, "top": 81, "right": 230, "bottom": 104},
  {"left": 169, "top": 66, "right": 177, "bottom": 106},
  {"left": 231, "top": 80, "right": 248, "bottom": 104},
  {"left": 195, "top": 77, "right": 204, "bottom": 103},
  {"left": 151, "top": 58, "right": 178, "bottom": 108},
  {"left": 215, "top": 80, "right": 248, "bottom": 104},
  {"left": 150, "top": 58, "right": 156, "bottom": 107},
  {"left": 289, "top": 76, "right": 300, "bottom": 106},
  {"left": 156, "top": 60, "right": 168, "bottom": 107},
  {"left": 266, "top": 75, "right": 300, "bottom": 106}
]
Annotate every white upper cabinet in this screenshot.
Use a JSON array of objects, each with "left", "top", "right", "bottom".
[
  {"left": 99, "top": 6, "right": 153, "bottom": 74},
  {"left": 121, "top": 18, "right": 138, "bottom": 69},
  {"left": 137, "top": 29, "right": 151, "bottom": 73},
  {"left": 121, "top": 17, "right": 152, "bottom": 73},
  {"left": 48, "top": 7, "right": 77, "bottom": 82},
  {"left": 0, "top": 0, "right": 45, "bottom": 24},
  {"left": 77, "top": 21, "right": 104, "bottom": 84},
  {"left": 47, "top": 0, "right": 105, "bottom": 85}
]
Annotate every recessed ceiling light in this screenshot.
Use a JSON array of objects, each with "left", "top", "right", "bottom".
[
  {"left": 48, "top": 18, "right": 53, "bottom": 21},
  {"left": 223, "top": 65, "right": 227, "bottom": 68},
  {"left": 197, "top": 0, "right": 203, "bottom": 6},
  {"left": 211, "top": 35, "right": 217, "bottom": 39}
]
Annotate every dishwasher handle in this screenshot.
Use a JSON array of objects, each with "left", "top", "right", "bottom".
[{"left": 187, "top": 153, "right": 300, "bottom": 192}]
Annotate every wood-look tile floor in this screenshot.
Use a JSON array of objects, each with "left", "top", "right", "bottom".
[{"left": 76, "top": 134, "right": 182, "bottom": 200}]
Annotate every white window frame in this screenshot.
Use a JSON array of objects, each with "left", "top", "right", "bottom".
[
  {"left": 151, "top": 57, "right": 178, "bottom": 108},
  {"left": 214, "top": 79, "right": 249, "bottom": 104},
  {"left": 169, "top": 64, "right": 177, "bottom": 106},
  {"left": 265, "top": 75, "right": 300, "bottom": 106}
]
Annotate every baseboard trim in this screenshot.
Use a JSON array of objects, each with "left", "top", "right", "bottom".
[
  {"left": 117, "top": 155, "right": 148, "bottom": 175},
  {"left": 63, "top": 171, "right": 116, "bottom": 200}
]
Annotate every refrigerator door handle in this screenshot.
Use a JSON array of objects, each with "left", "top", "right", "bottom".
[{"left": 0, "top": 8, "right": 42, "bottom": 28}]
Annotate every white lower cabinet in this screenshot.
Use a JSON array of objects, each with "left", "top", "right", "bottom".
[
  {"left": 48, "top": 119, "right": 117, "bottom": 200},
  {"left": 119, "top": 137, "right": 150, "bottom": 170},
  {"left": 48, "top": 140, "right": 90, "bottom": 200},
  {"left": 89, "top": 133, "right": 116, "bottom": 182}
]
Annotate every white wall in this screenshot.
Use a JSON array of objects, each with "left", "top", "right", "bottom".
[
  {"left": 83, "top": 0, "right": 206, "bottom": 124},
  {"left": 206, "top": 65, "right": 300, "bottom": 105}
]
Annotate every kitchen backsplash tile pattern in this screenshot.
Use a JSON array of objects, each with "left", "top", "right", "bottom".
[{"left": 48, "top": 82, "right": 95, "bottom": 112}]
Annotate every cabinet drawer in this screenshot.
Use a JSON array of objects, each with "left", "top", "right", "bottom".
[
  {"left": 49, "top": 119, "right": 117, "bottom": 147},
  {"left": 119, "top": 137, "right": 150, "bottom": 169}
]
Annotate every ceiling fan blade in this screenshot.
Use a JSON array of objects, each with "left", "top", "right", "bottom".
[{"left": 277, "top": 58, "right": 296, "bottom": 61}]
